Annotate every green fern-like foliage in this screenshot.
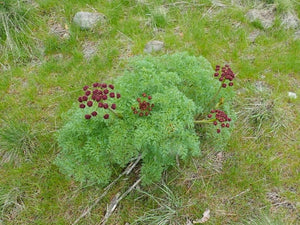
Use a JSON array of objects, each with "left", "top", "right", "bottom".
[{"left": 55, "top": 52, "right": 235, "bottom": 185}]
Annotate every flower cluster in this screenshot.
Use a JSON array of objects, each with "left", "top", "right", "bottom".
[
  {"left": 214, "top": 64, "right": 235, "bottom": 88},
  {"left": 78, "top": 83, "right": 121, "bottom": 119},
  {"left": 131, "top": 93, "right": 154, "bottom": 117},
  {"left": 207, "top": 109, "right": 232, "bottom": 133}
]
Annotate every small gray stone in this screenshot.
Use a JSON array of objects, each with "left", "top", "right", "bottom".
[
  {"left": 288, "top": 92, "right": 297, "bottom": 99},
  {"left": 144, "top": 40, "right": 164, "bottom": 53},
  {"left": 246, "top": 7, "right": 275, "bottom": 29},
  {"left": 281, "top": 11, "right": 299, "bottom": 29},
  {"left": 73, "top": 12, "right": 106, "bottom": 29}
]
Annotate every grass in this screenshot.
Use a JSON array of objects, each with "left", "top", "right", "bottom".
[
  {"left": 237, "top": 213, "right": 287, "bottom": 225},
  {"left": 0, "top": 0, "right": 299, "bottom": 224},
  {"left": 0, "top": 0, "right": 41, "bottom": 65},
  {"left": 133, "top": 183, "right": 186, "bottom": 224},
  {"left": 0, "top": 119, "right": 38, "bottom": 165},
  {"left": 0, "top": 187, "right": 25, "bottom": 221},
  {"left": 236, "top": 84, "right": 294, "bottom": 138}
]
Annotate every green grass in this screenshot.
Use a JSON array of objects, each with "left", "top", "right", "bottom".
[
  {"left": 0, "top": 0, "right": 42, "bottom": 65},
  {"left": 237, "top": 213, "right": 288, "bottom": 225},
  {"left": 133, "top": 183, "right": 185, "bottom": 224},
  {"left": 0, "top": 119, "right": 38, "bottom": 165},
  {"left": 0, "top": 0, "right": 299, "bottom": 224}
]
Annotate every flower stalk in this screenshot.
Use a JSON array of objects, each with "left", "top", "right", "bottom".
[
  {"left": 108, "top": 107, "right": 123, "bottom": 119},
  {"left": 194, "top": 118, "right": 216, "bottom": 124}
]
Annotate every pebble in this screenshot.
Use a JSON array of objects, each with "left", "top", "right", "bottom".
[
  {"left": 144, "top": 40, "right": 164, "bottom": 53},
  {"left": 73, "top": 12, "right": 106, "bottom": 29},
  {"left": 288, "top": 92, "right": 297, "bottom": 99}
]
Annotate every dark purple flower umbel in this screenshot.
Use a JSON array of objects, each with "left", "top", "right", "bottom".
[
  {"left": 208, "top": 109, "right": 232, "bottom": 133},
  {"left": 213, "top": 64, "right": 236, "bottom": 88},
  {"left": 78, "top": 82, "right": 121, "bottom": 119},
  {"left": 132, "top": 93, "right": 154, "bottom": 117}
]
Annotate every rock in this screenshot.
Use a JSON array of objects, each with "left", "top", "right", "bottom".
[
  {"left": 288, "top": 92, "right": 297, "bottom": 99},
  {"left": 281, "top": 11, "right": 299, "bottom": 29},
  {"left": 82, "top": 41, "right": 98, "bottom": 60},
  {"left": 144, "top": 40, "right": 164, "bottom": 53},
  {"left": 73, "top": 12, "right": 106, "bottom": 29},
  {"left": 246, "top": 7, "right": 276, "bottom": 29}
]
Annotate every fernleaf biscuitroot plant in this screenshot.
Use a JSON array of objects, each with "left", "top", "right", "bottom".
[{"left": 55, "top": 53, "right": 236, "bottom": 186}]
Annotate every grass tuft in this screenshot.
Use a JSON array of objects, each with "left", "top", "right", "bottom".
[
  {"left": 0, "top": 0, "right": 40, "bottom": 64},
  {"left": 0, "top": 187, "right": 25, "bottom": 221},
  {"left": 237, "top": 213, "right": 286, "bottom": 225},
  {"left": 0, "top": 120, "right": 38, "bottom": 165},
  {"left": 236, "top": 85, "right": 293, "bottom": 138},
  {"left": 133, "top": 183, "right": 186, "bottom": 225},
  {"left": 149, "top": 6, "right": 168, "bottom": 28}
]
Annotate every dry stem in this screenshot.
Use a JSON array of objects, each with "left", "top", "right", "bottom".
[{"left": 72, "top": 155, "right": 141, "bottom": 225}]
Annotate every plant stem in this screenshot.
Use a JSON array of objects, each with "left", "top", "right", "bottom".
[
  {"left": 194, "top": 118, "right": 216, "bottom": 124},
  {"left": 108, "top": 108, "right": 123, "bottom": 119},
  {"left": 72, "top": 155, "right": 141, "bottom": 225},
  {"left": 195, "top": 81, "right": 224, "bottom": 121},
  {"left": 194, "top": 83, "right": 224, "bottom": 120},
  {"left": 207, "top": 84, "right": 222, "bottom": 110}
]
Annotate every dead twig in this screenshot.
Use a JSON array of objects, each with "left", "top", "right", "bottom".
[
  {"left": 215, "top": 209, "right": 237, "bottom": 216},
  {"left": 100, "top": 178, "right": 142, "bottom": 225},
  {"left": 164, "top": 1, "right": 205, "bottom": 7},
  {"left": 124, "top": 154, "right": 142, "bottom": 175},
  {"left": 72, "top": 155, "right": 141, "bottom": 225},
  {"left": 227, "top": 188, "right": 250, "bottom": 201}
]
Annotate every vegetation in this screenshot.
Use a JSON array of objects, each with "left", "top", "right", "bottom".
[
  {"left": 55, "top": 53, "right": 235, "bottom": 186},
  {"left": 0, "top": 0, "right": 299, "bottom": 224},
  {"left": 0, "top": 0, "right": 40, "bottom": 65}
]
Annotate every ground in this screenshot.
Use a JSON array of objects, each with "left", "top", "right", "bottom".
[{"left": 0, "top": 0, "right": 299, "bottom": 224}]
